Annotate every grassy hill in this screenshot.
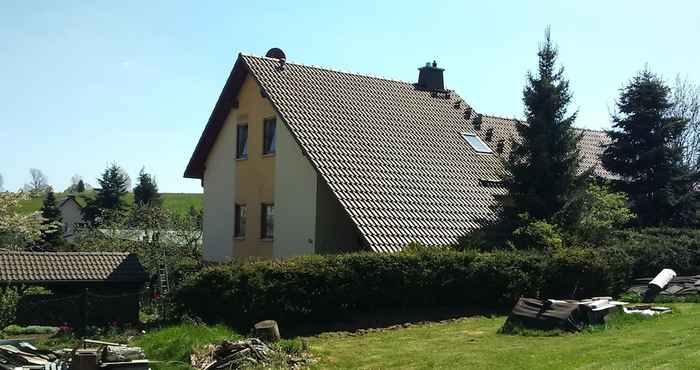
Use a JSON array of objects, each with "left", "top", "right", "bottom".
[{"left": 17, "top": 191, "right": 202, "bottom": 215}]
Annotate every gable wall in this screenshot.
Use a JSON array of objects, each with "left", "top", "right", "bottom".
[
  {"left": 59, "top": 200, "right": 84, "bottom": 240},
  {"left": 273, "top": 122, "right": 318, "bottom": 258}
]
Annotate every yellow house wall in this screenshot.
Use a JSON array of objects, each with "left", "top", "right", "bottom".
[
  {"left": 202, "top": 71, "right": 363, "bottom": 261},
  {"left": 232, "top": 74, "right": 277, "bottom": 259}
]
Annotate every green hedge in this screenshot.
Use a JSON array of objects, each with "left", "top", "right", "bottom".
[
  {"left": 607, "top": 228, "right": 700, "bottom": 277},
  {"left": 174, "top": 248, "right": 624, "bottom": 326},
  {"left": 174, "top": 228, "right": 700, "bottom": 327}
]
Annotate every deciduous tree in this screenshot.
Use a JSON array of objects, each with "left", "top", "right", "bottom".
[
  {"left": 669, "top": 75, "right": 700, "bottom": 171},
  {"left": 23, "top": 168, "right": 49, "bottom": 195},
  {"left": 0, "top": 192, "right": 45, "bottom": 250}
]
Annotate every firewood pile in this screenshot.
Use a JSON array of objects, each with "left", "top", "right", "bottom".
[
  {"left": 191, "top": 338, "right": 272, "bottom": 370},
  {"left": 0, "top": 341, "right": 58, "bottom": 369}
]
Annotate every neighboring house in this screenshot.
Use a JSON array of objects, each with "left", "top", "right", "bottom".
[
  {"left": 185, "top": 48, "right": 610, "bottom": 261},
  {"left": 58, "top": 195, "right": 87, "bottom": 240}
]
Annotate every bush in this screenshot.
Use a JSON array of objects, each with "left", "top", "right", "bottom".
[
  {"left": 606, "top": 228, "right": 700, "bottom": 277},
  {"left": 0, "top": 287, "right": 20, "bottom": 329},
  {"left": 2, "top": 325, "right": 59, "bottom": 335},
  {"left": 510, "top": 215, "right": 564, "bottom": 250},
  {"left": 562, "top": 183, "right": 635, "bottom": 245}
]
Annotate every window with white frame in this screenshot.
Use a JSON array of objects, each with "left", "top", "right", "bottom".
[{"left": 462, "top": 132, "right": 493, "bottom": 154}]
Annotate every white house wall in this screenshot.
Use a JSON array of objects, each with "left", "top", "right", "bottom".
[
  {"left": 273, "top": 121, "right": 318, "bottom": 259},
  {"left": 202, "top": 110, "right": 237, "bottom": 262}
]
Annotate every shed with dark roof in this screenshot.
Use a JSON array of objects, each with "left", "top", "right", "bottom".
[
  {"left": 0, "top": 252, "right": 147, "bottom": 326},
  {"left": 0, "top": 251, "right": 147, "bottom": 286}
]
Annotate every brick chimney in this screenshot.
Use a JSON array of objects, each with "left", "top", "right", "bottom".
[{"left": 417, "top": 60, "right": 445, "bottom": 91}]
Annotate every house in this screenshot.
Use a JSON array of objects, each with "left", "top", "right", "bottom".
[
  {"left": 58, "top": 195, "right": 87, "bottom": 240},
  {"left": 0, "top": 251, "right": 147, "bottom": 326},
  {"left": 185, "top": 48, "right": 609, "bottom": 261}
]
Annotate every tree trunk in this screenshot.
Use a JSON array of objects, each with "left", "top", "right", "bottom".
[{"left": 253, "top": 320, "right": 280, "bottom": 342}]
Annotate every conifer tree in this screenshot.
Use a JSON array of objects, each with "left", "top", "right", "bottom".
[
  {"left": 40, "top": 189, "right": 64, "bottom": 246},
  {"left": 134, "top": 167, "right": 161, "bottom": 206},
  {"left": 83, "top": 164, "right": 129, "bottom": 224},
  {"left": 603, "top": 70, "right": 700, "bottom": 227},
  {"left": 76, "top": 179, "right": 86, "bottom": 193},
  {"left": 501, "top": 27, "right": 588, "bottom": 225}
]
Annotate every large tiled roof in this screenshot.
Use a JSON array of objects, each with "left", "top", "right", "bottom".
[
  {"left": 243, "top": 55, "right": 511, "bottom": 252},
  {"left": 0, "top": 252, "right": 147, "bottom": 284},
  {"left": 186, "top": 53, "right": 611, "bottom": 253},
  {"left": 479, "top": 115, "right": 612, "bottom": 178}
]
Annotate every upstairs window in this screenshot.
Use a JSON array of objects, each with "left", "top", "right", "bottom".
[
  {"left": 261, "top": 203, "right": 274, "bottom": 239},
  {"left": 263, "top": 118, "right": 277, "bottom": 154},
  {"left": 234, "top": 204, "right": 247, "bottom": 238},
  {"left": 462, "top": 133, "right": 493, "bottom": 154},
  {"left": 236, "top": 124, "right": 248, "bottom": 159}
]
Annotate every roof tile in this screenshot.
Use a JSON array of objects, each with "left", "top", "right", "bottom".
[{"left": 0, "top": 252, "right": 147, "bottom": 284}]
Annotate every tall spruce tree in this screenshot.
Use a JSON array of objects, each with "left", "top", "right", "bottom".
[
  {"left": 83, "top": 164, "right": 129, "bottom": 224},
  {"left": 76, "top": 179, "right": 86, "bottom": 193},
  {"left": 603, "top": 70, "right": 700, "bottom": 227},
  {"left": 40, "top": 189, "right": 64, "bottom": 247},
  {"left": 133, "top": 167, "right": 161, "bottom": 206},
  {"left": 502, "top": 28, "right": 587, "bottom": 225}
]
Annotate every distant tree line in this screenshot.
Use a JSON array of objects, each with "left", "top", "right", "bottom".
[{"left": 1, "top": 163, "right": 193, "bottom": 253}]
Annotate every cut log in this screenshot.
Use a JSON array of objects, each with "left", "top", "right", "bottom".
[
  {"left": 101, "top": 346, "right": 146, "bottom": 362},
  {"left": 253, "top": 320, "right": 281, "bottom": 342}
]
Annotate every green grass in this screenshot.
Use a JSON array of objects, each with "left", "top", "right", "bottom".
[
  {"left": 25, "top": 304, "right": 700, "bottom": 369},
  {"left": 132, "top": 324, "right": 241, "bottom": 370},
  {"left": 152, "top": 193, "right": 203, "bottom": 215},
  {"left": 17, "top": 192, "right": 202, "bottom": 215},
  {"left": 307, "top": 304, "right": 700, "bottom": 369}
]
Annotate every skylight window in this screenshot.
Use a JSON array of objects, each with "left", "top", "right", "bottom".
[{"left": 462, "top": 133, "right": 493, "bottom": 154}]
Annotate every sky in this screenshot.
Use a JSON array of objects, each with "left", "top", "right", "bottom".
[{"left": 1, "top": 1, "right": 699, "bottom": 193}]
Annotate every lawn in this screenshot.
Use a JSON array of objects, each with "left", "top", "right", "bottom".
[
  {"left": 23, "top": 304, "right": 700, "bottom": 369},
  {"left": 307, "top": 303, "right": 700, "bottom": 369},
  {"left": 17, "top": 192, "right": 202, "bottom": 215}
]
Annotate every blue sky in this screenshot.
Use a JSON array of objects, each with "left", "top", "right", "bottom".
[{"left": 1, "top": 1, "right": 698, "bottom": 193}]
